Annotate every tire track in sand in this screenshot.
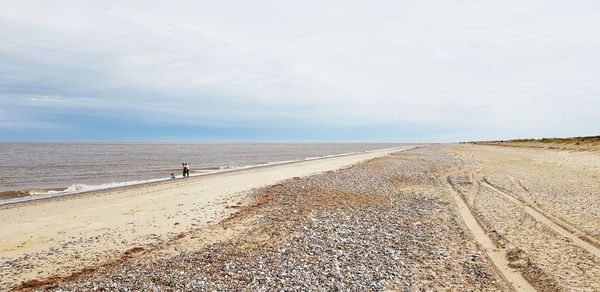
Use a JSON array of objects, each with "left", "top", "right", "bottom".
[
  {"left": 445, "top": 177, "right": 536, "bottom": 291},
  {"left": 481, "top": 181, "right": 600, "bottom": 258}
]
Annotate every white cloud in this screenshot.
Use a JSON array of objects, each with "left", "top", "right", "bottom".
[{"left": 0, "top": 0, "right": 599, "bottom": 139}]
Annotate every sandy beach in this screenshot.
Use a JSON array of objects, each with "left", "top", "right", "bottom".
[
  {"left": 2, "top": 144, "right": 599, "bottom": 291},
  {"left": 0, "top": 147, "right": 410, "bottom": 290}
]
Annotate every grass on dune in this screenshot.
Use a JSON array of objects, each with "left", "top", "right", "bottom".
[{"left": 468, "top": 136, "right": 600, "bottom": 149}]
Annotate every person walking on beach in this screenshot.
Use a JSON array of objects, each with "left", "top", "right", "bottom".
[{"left": 182, "top": 163, "right": 190, "bottom": 177}]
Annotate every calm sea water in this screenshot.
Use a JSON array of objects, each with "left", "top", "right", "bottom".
[{"left": 0, "top": 142, "right": 405, "bottom": 193}]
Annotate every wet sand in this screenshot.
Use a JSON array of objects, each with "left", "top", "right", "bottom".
[
  {"left": 2, "top": 144, "right": 599, "bottom": 291},
  {"left": 0, "top": 190, "right": 28, "bottom": 200},
  {"left": 0, "top": 188, "right": 67, "bottom": 201}
]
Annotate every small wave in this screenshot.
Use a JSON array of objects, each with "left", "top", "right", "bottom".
[{"left": 29, "top": 179, "right": 168, "bottom": 196}]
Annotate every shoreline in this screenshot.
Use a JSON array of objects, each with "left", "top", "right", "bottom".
[
  {"left": 0, "top": 146, "right": 411, "bottom": 290},
  {"left": 0, "top": 146, "right": 411, "bottom": 207}
]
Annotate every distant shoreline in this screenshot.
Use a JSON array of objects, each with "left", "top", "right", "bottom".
[{"left": 0, "top": 146, "right": 413, "bottom": 207}]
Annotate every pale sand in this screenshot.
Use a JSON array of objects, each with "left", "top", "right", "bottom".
[
  {"left": 445, "top": 182, "right": 535, "bottom": 291},
  {"left": 0, "top": 147, "right": 411, "bottom": 289},
  {"left": 447, "top": 144, "right": 600, "bottom": 291}
]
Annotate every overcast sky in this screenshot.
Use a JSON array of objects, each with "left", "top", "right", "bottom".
[{"left": 1, "top": 1, "right": 598, "bottom": 142}]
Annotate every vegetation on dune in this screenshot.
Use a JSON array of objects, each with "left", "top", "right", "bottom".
[{"left": 468, "top": 136, "right": 600, "bottom": 150}]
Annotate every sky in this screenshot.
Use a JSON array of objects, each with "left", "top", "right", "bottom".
[{"left": 0, "top": 1, "right": 599, "bottom": 142}]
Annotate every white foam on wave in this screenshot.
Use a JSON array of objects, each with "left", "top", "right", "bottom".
[
  {"left": 3, "top": 177, "right": 173, "bottom": 206},
  {"left": 29, "top": 179, "right": 165, "bottom": 196}
]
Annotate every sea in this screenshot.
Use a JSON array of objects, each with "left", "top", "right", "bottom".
[{"left": 0, "top": 142, "right": 406, "bottom": 202}]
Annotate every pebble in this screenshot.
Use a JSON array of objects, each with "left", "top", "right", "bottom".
[{"left": 44, "top": 146, "right": 508, "bottom": 291}]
